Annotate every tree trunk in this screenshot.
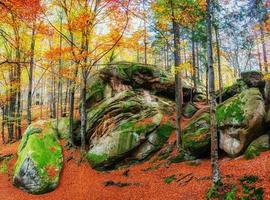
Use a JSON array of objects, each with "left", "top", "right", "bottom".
[
  {"left": 256, "top": 38, "right": 262, "bottom": 73},
  {"left": 215, "top": 26, "right": 223, "bottom": 103},
  {"left": 80, "top": 71, "right": 87, "bottom": 153},
  {"left": 192, "top": 30, "right": 197, "bottom": 94},
  {"left": 8, "top": 66, "right": 15, "bottom": 142},
  {"left": 260, "top": 22, "right": 268, "bottom": 72},
  {"left": 27, "top": 22, "right": 36, "bottom": 125},
  {"left": 170, "top": 0, "right": 183, "bottom": 148},
  {"left": 196, "top": 42, "right": 200, "bottom": 83},
  {"left": 206, "top": 0, "right": 221, "bottom": 185},
  {"left": 1, "top": 106, "right": 6, "bottom": 144},
  {"left": 58, "top": 15, "right": 63, "bottom": 118},
  {"left": 143, "top": 0, "right": 147, "bottom": 65}
]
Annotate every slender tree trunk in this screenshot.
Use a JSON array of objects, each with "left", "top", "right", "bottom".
[
  {"left": 170, "top": 0, "right": 183, "bottom": 148},
  {"left": 184, "top": 47, "right": 188, "bottom": 78},
  {"left": 215, "top": 26, "right": 223, "bottom": 103},
  {"left": 260, "top": 22, "right": 268, "bottom": 72},
  {"left": 192, "top": 30, "right": 197, "bottom": 94},
  {"left": 58, "top": 15, "right": 63, "bottom": 119},
  {"left": 256, "top": 38, "right": 262, "bottom": 72},
  {"left": 1, "top": 106, "right": 6, "bottom": 144},
  {"left": 63, "top": 80, "right": 69, "bottom": 117},
  {"left": 40, "top": 79, "right": 44, "bottom": 119},
  {"left": 8, "top": 66, "right": 15, "bottom": 142},
  {"left": 206, "top": 0, "right": 221, "bottom": 185},
  {"left": 196, "top": 42, "right": 200, "bottom": 83},
  {"left": 51, "top": 73, "right": 57, "bottom": 118},
  {"left": 27, "top": 22, "right": 36, "bottom": 126},
  {"left": 80, "top": 71, "right": 87, "bottom": 153},
  {"left": 143, "top": 0, "right": 147, "bottom": 64}
]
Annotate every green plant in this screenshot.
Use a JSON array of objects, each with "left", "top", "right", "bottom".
[{"left": 164, "top": 175, "right": 176, "bottom": 184}]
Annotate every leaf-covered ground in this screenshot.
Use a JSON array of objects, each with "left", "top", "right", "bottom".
[{"left": 0, "top": 105, "right": 269, "bottom": 200}]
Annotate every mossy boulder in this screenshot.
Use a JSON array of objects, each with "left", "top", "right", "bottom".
[
  {"left": 241, "top": 71, "right": 265, "bottom": 89},
  {"left": 244, "top": 134, "right": 269, "bottom": 160},
  {"left": 183, "top": 102, "right": 198, "bottom": 118},
  {"left": 50, "top": 117, "right": 80, "bottom": 141},
  {"left": 217, "top": 71, "right": 265, "bottom": 103},
  {"left": 217, "top": 79, "right": 248, "bottom": 102},
  {"left": 182, "top": 111, "right": 211, "bottom": 157},
  {"left": 13, "top": 123, "right": 63, "bottom": 194},
  {"left": 99, "top": 62, "right": 194, "bottom": 102},
  {"left": 217, "top": 88, "right": 265, "bottom": 157},
  {"left": 86, "top": 90, "right": 175, "bottom": 169}
]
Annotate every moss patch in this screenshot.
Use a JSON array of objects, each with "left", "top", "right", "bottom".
[
  {"left": 182, "top": 112, "right": 211, "bottom": 156},
  {"left": 244, "top": 135, "right": 269, "bottom": 160},
  {"left": 14, "top": 124, "right": 63, "bottom": 194},
  {"left": 216, "top": 95, "right": 245, "bottom": 126}
]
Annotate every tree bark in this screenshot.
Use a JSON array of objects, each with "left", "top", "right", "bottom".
[
  {"left": 170, "top": 0, "right": 183, "bottom": 148},
  {"left": 192, "top": 30, "right": 197, "bottom": 94},
  {"left": 1, "top": 106, "right": 6, "bottom": 144},
  {"left": 260, "top": 22, "right": 268, "bottom": 72},
  {"left": 206, "top": 0, "right": 221, "bottom": 185},
  {"left": 256, "top": 38, "right": 262, "bottom": 73},
  {"left": 27, "top": 22, "right": 36, "bottom": 126},
  {"left": 215, "top": 26, "right": 223, "bottom": 103},
  {"left": 143, "top": 0, "right": 147, "bottom": 64}
]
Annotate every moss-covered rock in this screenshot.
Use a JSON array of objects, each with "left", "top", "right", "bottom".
[
  {"left": 241, "top": 71, "right": 265, "bottom": 89},
  {"left": 86, "top": 89, "right": 175, "bottom": 169},
  {"left": 217, "top": 88, "right": 265, "bottom": 157},
  {"left": 244, "top": 134, "right": 269, "bottom": 160},
  {"left": 183, "top": 102, "right": 198, "bottom": 118},
  {"left": 182, "top": 112, "right": 211, "bottom": 157},
  {"left": 216, "top": 79, "right": 248, "bottom": 102},
  {"left": 99, "top": 62, "right": 194, "bottom": 101},
  {"left": 50, "top": 117, "right": 80, "bottom": 140},
  {"left": 13, "top": 123, "right": 63, "bottom": 194}
]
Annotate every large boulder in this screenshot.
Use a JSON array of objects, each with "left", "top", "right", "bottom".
[
  {"left": 217, "top": 71, "right": 265, "bottom": 103},
  {"left": 217, "top": 79, "right": 248, "bottom": 102},
  {"left": 99, "top": 62, "right": 195, "bottom": 102},
  {"left": 51, "top": 117, "right": 80, "bottom": 141},
  {"left": 13, "top": 122, "right": 63, "bottom": 194},
  {"left": 244, "top": 134, "right": 270, "bottom": 160},
  {"left": 217, "top": 88, "right": 265, "bottom": 157},
  {"left": 183, "top": 102, "right": 198, "bottom": 118},
  {"left": 241, "top": 71, "right": 265, "bottom": 89},
  {"left": 182, "top": 108, "right": 211, "bottom": 157},
  {"left": 86, "top": 90, "right": 175, "bottom": 169}
]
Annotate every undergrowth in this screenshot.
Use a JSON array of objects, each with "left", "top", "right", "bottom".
[{"left": 206, "top": 176, "right": 264, "bottom": 200}]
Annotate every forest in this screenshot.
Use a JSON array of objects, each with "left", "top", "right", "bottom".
[{"left": 0, "top": 0, "right": 269, "bottom": 199}]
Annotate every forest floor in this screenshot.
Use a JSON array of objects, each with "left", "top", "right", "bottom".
[{"left": 0, "top": 105, "right": 270, "bottom": 200}]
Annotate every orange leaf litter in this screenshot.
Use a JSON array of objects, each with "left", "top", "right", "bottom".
[{"left": 0, "top": 104, "right": 269, "bottom": 200}]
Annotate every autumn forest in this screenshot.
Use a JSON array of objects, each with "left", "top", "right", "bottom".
[{"left": 0, "top": 0, "right": 269, "bottom": 199}]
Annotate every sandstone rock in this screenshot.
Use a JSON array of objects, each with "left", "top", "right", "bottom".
[
  {"left": 13, "top": 124, "right": 63, "bottom": 194},
  {"left": 217, "top": 88, "right": 265, "bottom": 157}
]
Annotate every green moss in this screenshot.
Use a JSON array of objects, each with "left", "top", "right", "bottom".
[
  {"left": 182, "top": 113, "right": 211, "bottom": 155},
  {"left": 14, "top": 124, "right": 63, "bottom": 193},
  {"left": 244, "top": 145, "right": 260, "bottom": 160},
  {"left": 244, "top": 135, "right": 269, "bottom": 160},
  {"left": 0, "top": 159, "right": 8, "bottom": 174},
  {"left": 122, "top": 101, "right": 141, "bottom": 113},
  {"left": 216, "top": 95, "right": 245, "bottom": 126},
  {"left": 170, "top": 151, "right": 185, "bottom": 163},
  {"left": 164, "top": 175, "right": 176, "bottom": 184},
  {"left": 156, "top": 122, "right": 175, "bottom": 138},
  {"left": 18, "top": 125, "right": 42, "bottom": 153},
  {"left": 87, "top": 153, "right": 108, "bottom": 168},
  {"left": 117, "top": 63, "right": 154, "bottom": 79},
  {"left": 86, "top": 79, "right": 106, "bottom": 104},
  {"left": 117, "top": 129, "right": 139, "bottom": 154}
]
